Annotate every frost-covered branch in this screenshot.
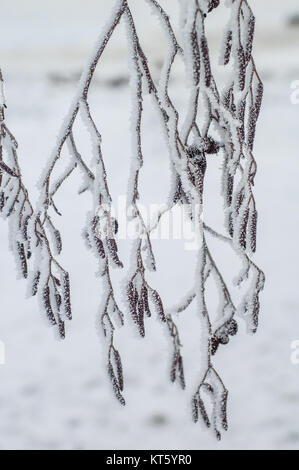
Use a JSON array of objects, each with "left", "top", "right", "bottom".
[
  {"left": 0, "top": 0, "right": 264, "bottom": 440},
  {"left": 34, "top": 1, "right": 128, "bottom": 403},
  {"left": 0, "top": 69, "right": 72, "bottom": 339}
]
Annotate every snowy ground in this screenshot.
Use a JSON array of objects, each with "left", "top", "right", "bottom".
[{"left": 0, "top": 0, "right": 299, "bottom": 450}]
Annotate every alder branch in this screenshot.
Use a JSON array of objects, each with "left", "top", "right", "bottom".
[
  {"left": 0, "top": 0, "right": 264, "bottom": 439},
  {"left": 0, "top": 70, "right": 72, "bottom": 338}
]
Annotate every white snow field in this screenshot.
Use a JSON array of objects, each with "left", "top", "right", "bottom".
[{"left": 0, "top": 0, "right": 299, "bottom": 450}]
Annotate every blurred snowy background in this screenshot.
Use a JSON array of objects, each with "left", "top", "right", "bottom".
[{"left": 0, "top": 0, "right": 299, "bottom": 450}]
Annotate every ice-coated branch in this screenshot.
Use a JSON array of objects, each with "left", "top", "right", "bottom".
[
  {"left": 0, "top": 0, "right": 264, "bottom": 440},
  {"left": 28, "top": 0, "right": 135, "bottom": 404},
  {"left": 0, "top": 69, "right": 72, "bottom": 339}
]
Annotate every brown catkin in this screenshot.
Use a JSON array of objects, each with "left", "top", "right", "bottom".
[
  {"left": 0, "top": 191, "right": 4, "bottom": 212},
  {"left": 26, "top": 242, "right": 32, "bottom": 260},
  {"left": 200, "top": 36, "right": 211, "bottom": 87},
  {"left": 58, "top": 318, "right": 65, "bottom": 339},
  {"left": 252, "top": 292, "right": 260, "bottom": 333},
  {"left": 151, "top": 289, "right": 166, "bottom": 323},
  {"left": 198, "top": 396, "right": 211, "bottom": 428},
  {"left": 235, "top": 189, "right": 244, "bottom": 214},
  {"left": 178, "top": 355, "right": 186, "bottom": 390},
  {"left": 170, "top": 353, "right": 178, "bottom": 383},
  {"left": 42, "top": 286, "right": 57, "bottom": 326},
  {"left": 106, "top": 238, "right": 123, "bottom": 268},
  {"left": 108, "top": 363, "right": 126, "bottom": 406},
  {"left": 62, "top": 272, "right": 72, "bottom": 320},
  {"left": 191, "top": 30, "right": 201, "bottom": 85},
  {"left": 220, "top": 391, "right": 228, "bottom": 431},
  {"left": 237, "top": 98, "right": 246, "bottom": 140},
  {"left": 32, "top": 271, "right": 40, "bottom": 296},
  {"left": 228, "top": 211, "right": 234, "bottom": 238},
  {"left": 225, "top": 173, "right": 234, "bottom": 207},
  {"left": 137, "top": 294, "right": 145, "bottom": 337},
  {"left": 222, "top": 30, "right": 232, "bottom": 65},
  {"left": 247, "top": 104, "right": 257, "bottom": 151},
  {"left": 113, "top": 349, "right": 124, "bottom": 392},
  {"left": 245, "top": 14, "right": 255, "bottom": 63},
  {"left": 254, "top": 82, "right": 264, "bottom": 120},
  {"left": 211, "top": 335, "right": 220, "bottom": 355},
  {"left": 239, "top": 207, "right": 249, "bottom": 251},
  {"left": 54, "top": 229, "right": 62, "bottom": 255},
  {"left": 237, "top": 46, "right": 246, "bottom": 91},
  {"left": 227, "top": 319, "right": 238, "bottom": 336},
  {"left": 17, "top": 242, "right": 28, "bottom": 279},
  {"left": 172, "top": 175, "right": 183, "bottom": 205},
  {"left": 141, "top": 285, "right": 151, "bottom": 317},
  {"left": 222, "top": 87, "right": 232, "bottom": 109},
  {"left": 95, "top": 236, "right": 106, "bottom": 259},
  {"left": 55, "top": 292, "right": 62, "bottom": 311},
  {"left": 22, "top": 215, "right": 31, "bottom": 241},
  {"left": 249, "top": 208, "right": 257, "bottom": 253},
  {"left": 91, "top": 217, "right": 105, "bottom": 258},
  {"left": 192, "top": 396, "right": 199, "bottom": 423},
  {"left": 127, "top": 282, "right": 138, "bottom": 324}
]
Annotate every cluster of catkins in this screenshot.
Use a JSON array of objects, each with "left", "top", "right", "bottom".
[{"left": 0, "top": 0, "right": 264, "bottom": 441}]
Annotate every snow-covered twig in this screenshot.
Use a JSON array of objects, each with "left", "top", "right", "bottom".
[
  {"left": 36, "top": 1, "right": 128, "bottom": 402},
  {"left": 0, "top": 69, "right": 72, "bottom": 339}
]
